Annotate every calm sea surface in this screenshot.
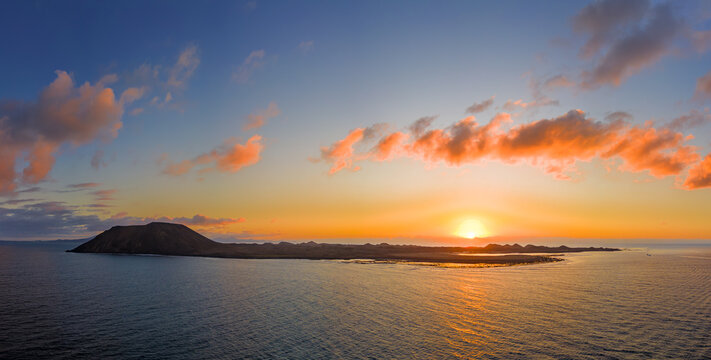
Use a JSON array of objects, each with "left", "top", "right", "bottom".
[{"left": 1, "top": 242, "right": 709, "bottom": 359}]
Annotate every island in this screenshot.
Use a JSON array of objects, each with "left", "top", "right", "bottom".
[{"left": 68, "top": 222, "right": 619, "bottom": 266}]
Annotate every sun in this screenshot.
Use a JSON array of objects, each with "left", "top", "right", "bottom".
[{"left": 455, "top": 219, "right": 489, "bottom": 239}]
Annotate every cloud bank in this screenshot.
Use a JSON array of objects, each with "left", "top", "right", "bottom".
[
  {"left": 0, "top": 199, "right": 245, "bottom": 239},
  {"left": 318, "top": 108, "right": 708, "bottom": 187}
]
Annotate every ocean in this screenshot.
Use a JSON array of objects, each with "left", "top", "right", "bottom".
[{"left": 1, "top": 241, "right": 709, "bottom": 359}]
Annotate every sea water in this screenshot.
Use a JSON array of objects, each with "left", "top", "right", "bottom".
[{"left": 1, "top": 241, "right": 709, "bottom": 359}]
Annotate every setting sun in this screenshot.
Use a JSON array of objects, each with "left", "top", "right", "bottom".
[{"left": 455, "top": 219, "right": 489, "bottom": 239}]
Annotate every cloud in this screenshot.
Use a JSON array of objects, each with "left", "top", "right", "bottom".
[
  {"left": 694, "top": 70, "right": 711, "bottom": 101},
  {"left": 683, "top": 154, "right": 711, "bottom": 189},
  {"left": 124, "top": 45, "right": 200, "bottom": 111},
  {"left": 318, "top": 108, "right": 706, "bottom": 187},
  {"left": 319, "top": 128, "right": 365, "bottom": 174},
  {"left": 118, "top": 87, "right": 145, "bottom": 105},
  {"left": 243, "top": 101, "right": 281, "bottom": 131},
  {"left": 578, "top": 3, "right": 682, "bottom": 89},
  {"left": 372, "top": 132, "right": 409, "bottom": 161},
  {"left": 543, "top": 75, "right": 575, "bottom": 90},
  {"left": 665, "top": 109, "right": 711, "bottom": 131},
  {"left": 167, "top": 45, "right": 200, "bottom": 89},
  {"left": 0, "top": 198, "right": 39, "bottom": 206},
  {"left": 0, "top": 200, "right": 245, "bottom": 239},
  {"left": 465, "top": 96, "right": 495, "bottom": 114},
  {"left": 0, "top": 70, "right": 125, "bottom": 194},
  {"left": 299, "top": 40, "right": 314, "bottom": 53},
  {"left": 572, "top": 0, "right": 650, "bottom": 58},
  {"left": 161, "top": 135, "right": 263, "bottom": 176},
  {"left": 502, "top": 98, "right": 558, "bottom": 111},
  {"left": 605, "top": 111, "right": 633, "bottom": 122},
  {"left": 408, "top": 116, "right": 437, "bottom": 137},
  {"left": 691, "top": 29, "right": 711, "bottom": 53},
  {"left": 111, "top": 212, "right": 246, "bottom": 228},
  {"left": 233, "top": 50, "right": 266, "bottom": 83},
  {"left": 68, "top": 182, "right": 102, "bottom": 189},
  {"left": 91, "top": 149, "right": 106, "bottom": 169},
  {"left": 92, "top": 189, "right": 117, "bottom": 202}
]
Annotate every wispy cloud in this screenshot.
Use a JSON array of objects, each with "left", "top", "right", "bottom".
[
  {"left": 233, "top": 50, "right": 266, "bottom": 83},
  {"left": 465, "top": 96, "right": 495, "bottom": 114},
  {"left": 68, "top": 183, "right": 102, "bottom": 189},
  {"left": 243, "top": 101, "right": 281, "bottom": 131},
  {"left": 694, "top": 70, "right": 711, "bottom": 102},
  {"left": 298, "top": 40, "right": 314, "bottom": 53}
]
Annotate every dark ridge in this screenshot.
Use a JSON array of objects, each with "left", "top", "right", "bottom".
[{"left": 69, "top": 222, "right": 620, "bottom": 265}]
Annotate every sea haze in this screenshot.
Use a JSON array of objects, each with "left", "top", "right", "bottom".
[{"left": 1, "top": 241, "right": 709, "bottom": 359}]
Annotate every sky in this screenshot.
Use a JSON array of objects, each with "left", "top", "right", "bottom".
[{"left": 1, "top": 0, "right": 711, "bottom": 244}]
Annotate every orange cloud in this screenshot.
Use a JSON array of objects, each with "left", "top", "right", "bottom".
[
  {"left": 603, "top": 125, "right": 698, "bottom": 177},
  {"left": 683, "top": 154, "right": 711, "bottom": 190},
  {"left": 319, "top": 128, "right": 365, "bottom": 174},
  {"left": 161, "top": 135, "right": 263, "bottom": 176},
  {"left": 320, "top": 109, "right": 707, "bottom": 188},
  {"left": 372, "top": 132, "right": 408, "bottom": 161}
]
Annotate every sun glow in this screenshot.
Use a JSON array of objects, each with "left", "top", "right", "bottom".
[{"left": 455, "top": 219, "right": 489, "bottom": 239}]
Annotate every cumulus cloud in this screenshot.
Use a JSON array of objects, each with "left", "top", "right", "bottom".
[
  {"left": 683, "top": 154, "right": 711, "bottom": 189},
  {"left": 233, "top": 50, "right": 266, "bottom": 83},
  {"left": 243, "top": 101, "right": 281, "bottom": 131},
  {"left": 0, "top": 71, "right": 126, "bottom": 194},
  {"left": 318, "top": 108, "right": 706, "bottom": 186},
  {"left": 161, "top": 135, "right": 263, "bottom": 176},
  {"left": 465, "top": 96, "right": 495, "bottom": 114}
]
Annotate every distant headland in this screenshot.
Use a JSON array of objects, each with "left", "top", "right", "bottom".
[{"left": 68, "top": 222, "right": 619, "bottom": 266}]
